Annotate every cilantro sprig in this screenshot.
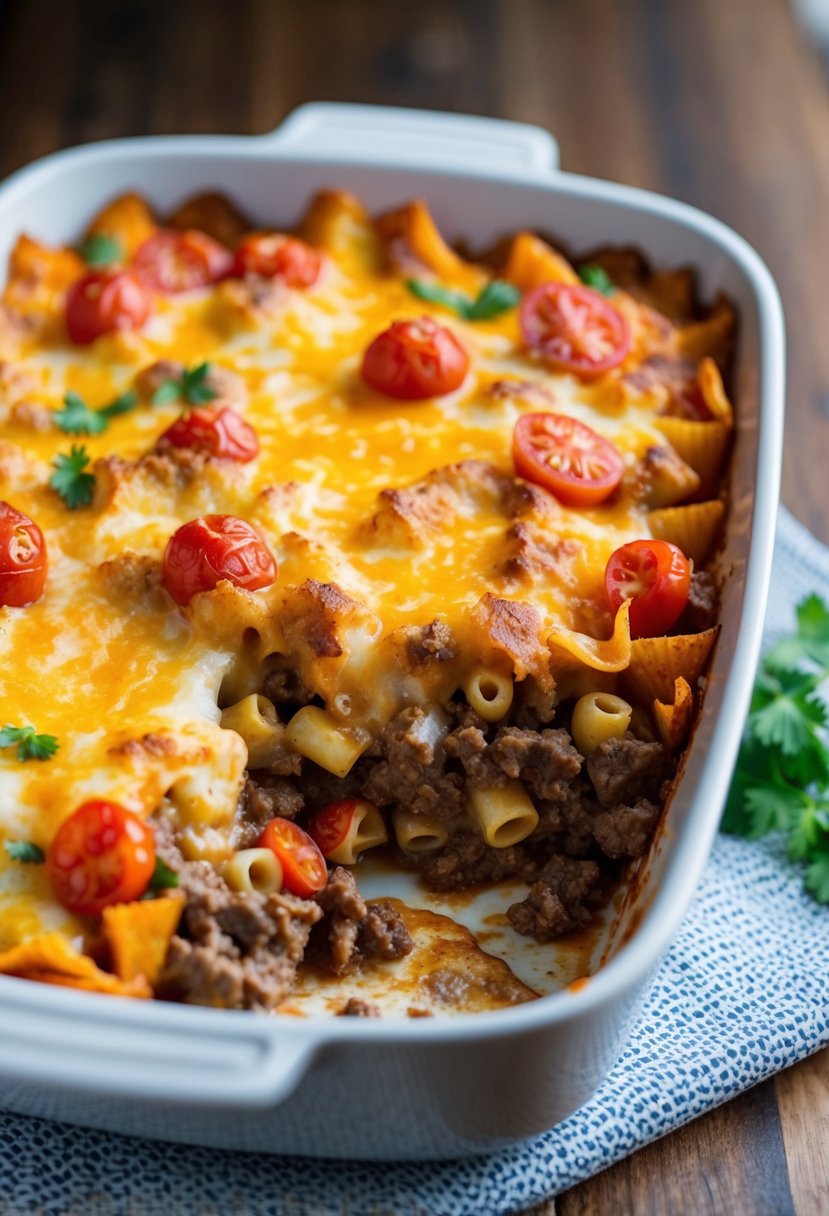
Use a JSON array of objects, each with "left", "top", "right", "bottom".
[
  {"left": 406, "top": 278, "right": 521, "bottom": 322},
  {"left": 723, "top": 593, "right": 829, "bottom": 903},
  {"left": 49, "top": 445, "right": 96, "bottom": 509},
  {"left": 80, "top": 233, "right": 124, "bottom": 267},
  {"left": 0, "top": 724, "right": 59, "bottom": 762},
  {"left": 578, "top": 264, "right": 616, "bottom": 296},
  {"left": 151, "top": 362, "right": 218, "bottom": 407},
  {"left": 54, "top": 389, "right": 137, "bottom": 436},
  {"left": 4, "top": 840, "right": 45, "bottom": 864},
  {"left": 142, "top": 856, "right": 181, "bottom": 898}
]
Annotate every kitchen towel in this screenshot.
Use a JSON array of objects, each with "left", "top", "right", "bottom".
[{"left": 1, "top": 504, "right": 828, "bottom": 1216}]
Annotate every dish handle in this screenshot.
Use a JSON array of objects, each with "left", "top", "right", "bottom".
[{"left": 267, "top": 102, "right": 560, "bottom": 176}]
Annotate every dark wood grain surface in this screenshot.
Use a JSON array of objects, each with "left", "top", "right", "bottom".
[{"left": 1, "top": 0, "right": 827, "bottom": 1212}]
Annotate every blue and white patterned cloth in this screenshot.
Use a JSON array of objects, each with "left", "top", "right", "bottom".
[{"left": 1, "top": 507, "right": 828, "bottom": 1216}]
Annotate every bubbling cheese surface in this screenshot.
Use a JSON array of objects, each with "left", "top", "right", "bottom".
[{"left": 0, "top": 195, "right": 714, "bottom": 941}]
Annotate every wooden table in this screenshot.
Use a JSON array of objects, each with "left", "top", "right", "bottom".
[{"left": 0, "top": 0, "right": 827, "bottom": 1210}]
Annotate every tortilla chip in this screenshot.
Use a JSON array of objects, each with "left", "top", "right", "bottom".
[{"left": 102, "top": 894, "right": 185, "bottom": 985}]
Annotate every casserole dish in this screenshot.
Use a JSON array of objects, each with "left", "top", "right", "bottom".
[{"left": 0, "top": 103, "right": 784, "bottom": 1159}]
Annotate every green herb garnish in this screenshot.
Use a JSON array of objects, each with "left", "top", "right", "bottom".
[
  {"left": 723, "top": 593, "right": 829, "bottom": 903},
  {"left": 405, "top": 278, "right": 521, "bottom": 322},
  {"left": 4, "top": 840, "right": 45, "bottom": 864},
  {"left": 54, "top": 389, "right": 137, "bottom": 436},
  {"left": 578, "top": 264, "right": 616, "bottom": 296},
  {"left": 151, "top": 362, "right": 217, "bottom": 407},
  {"left": 80, "top": 233, "right": 124, "bottom": 267},
  {"left": 143, "top": 856, "right": 181, "bottom": 897},
  {"left": 49, "top": 445, "right": 96, "bottom": 509},
  {"left": 0, "top": 725, "right": 59, "bottom": 762}
]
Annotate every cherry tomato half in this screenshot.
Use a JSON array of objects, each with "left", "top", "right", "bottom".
[
  {"left": 306, "top": 799, "right": 362, "bottom": 860},
  {"left": 605, "top": 539, "right": 691, "bottom": 638},
  {"left": 361, "top": 316, "right": 469, "bottom": 400},
  {"left": 133, "top": 229, "right": 233, "bottom": 293},
  {"left": 160, "top": 406, "right": 259, "bottom": 462},
  {"left": 512, "top": 412, "right": 624, "bottom": 507},
  {"left": 232, "top": 234, "right": 322, "bottom": 288},
  {"left": 0, "top": 501, "right": 47, "bottom": 607},
  {"left": 65, "top": 269, "right": 151, "bottom": 345},
  {"left": 47, "top": 800, "right": 156, "bottom": 916},
  {"left": 257, "top": 817, "right": 328, "bottom": 898},
  {"left": 519, "top": 282, "right": 631, "bottom": 377},
  {"left": 162, "top": 515, "right": 276, "bottom": 607}
]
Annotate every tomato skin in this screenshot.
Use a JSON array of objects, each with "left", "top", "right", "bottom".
[
  {"left": 519, "top": 282, "right": 631, "bottom": 377},
  {"left": 47, "top": 801, "right": 156, "bottom": 916},
  {"left": 257, "top": 818, "right": 328, "bottom": 898},
  {"left": 232, "top": 234, "right": 322, "bottom": 287},
  {"left": 133, "top": 229, "right": 233, "bottom": 293},
  {"left": 162, "top": 515, "right": 276, "bottom": 607},
  {"left": 361, "top": 316, "right": 469, "bottom": 400},
  {"left": 160, "top": 407, "right": 259, "bottom": 462},
  {"left": 0, "top": 501, "right": 47, "bottom": 606},
  {"left": 512, "top": 412, "right": 624, "bottom": 507},
  {"left": 605, "top": 539, "right": 691, "bottom": 638},
  {"left": 306, "top": 799, "right": 360, "bottom": 858},
  {"left": 65, "top": 269, "right": 151, "bottom": 345}
]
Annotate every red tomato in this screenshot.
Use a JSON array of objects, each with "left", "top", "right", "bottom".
[
  {"left": 307, "top": 799, "right": 362, "bottom": 858},
  {"left": 512, "top": 412, "right": 624, "bottom": 507},
  {"left": 257, "top": 818, "right": 328, "bottom": 898},
  {"left": 519, "top": 282, "right": 631, "bottom": 377},
  {"left": 162, "top": 515, "right": 276, "bottom": 606},
  {"left": 160, "top": 407, "right": 259, "bottom": 462},
  {"left": 605, "top": 539, "right": 691, "bottom": 638},
  {"left": 65, "top": 269, "right": 151, "bottom": 345},
  {"left": 233, "top": 234, "right": 322, "bottom": 287},
  {"left": 361, "top": 316, "right": 469, "bottom": 400},
  {"left": 133, "top": 229, "right": 233, "bottom": 293},
  {"left": 0, "top": 501, "right": 47, "bottom": 607},
  {"left": 47, "top": 800, "right": 156, "bottom": 916}
]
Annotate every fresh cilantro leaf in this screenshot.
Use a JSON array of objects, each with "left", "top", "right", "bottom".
[
  {"left": 4, "top": 840, "right": 45, "bottom": 864},
  {"left": 146, "top": 856, "right": 180, "bottom": 893},
  {"left": 54, "top": 391, "right": 107, "bottom": 436},
  {"left": 750, "top": 694, "right": 820, "bottom": 756},
  {"left": 796, "top": 593, "right": 829, "bottom": 666},
  {"left": 0, "top": 724, "right": 59, "bottom": 762},
  {"left": 80, "top": 233, "right": 124, "bottom": 267},
  {"left": 150, "top": 363, "right": 217, "bottom": 406},
  {"left": 465, "top": 279, "right": 522, "bottom": 321},
  {"left": 49, "top": 445, "right": 95, "bottom": 509},
  {"left": 742, "top": 782, "right": 806, "bottom": 837},
  {"left": 578, "top": 264, "right": 615, "bottom": 296},
  {"left": 151, "top": 380, "right": 181, "bottom": 406},
  {"left": 406, "top": 278, "right": 472, "bottom": 317},
  {"left": 99, "top": 389, "right": 138, "bottom": 420}
]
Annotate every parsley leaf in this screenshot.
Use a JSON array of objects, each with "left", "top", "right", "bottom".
[
  {"left": 146, "top": 856, "right": 180, "bottom": 894},
  {"left": 54, "top": 389, "right": 138, "bottom": 436},
  {"left": 0, "top": 724, "right": 59, "bottom": 762},
  {"left": 4, "top": 840, "right": 45, "bottom": 864},
  {"left": 578, "top": 264, "right": 616, "bottom": 296},
  {"left": 80, "top": 233, "right": 124, "bottom": 267},
  {"left": 49, "top": 445, "right": 96, "bottom": 509},
  {"left": 405, "top": 278, "right": 521, "bottom": 322},
  {"left": 724, "top": 593, "right": 829, "bottom": 904},
  {"left": 151, "top": 362, "right": 217, "bottom": 407}
]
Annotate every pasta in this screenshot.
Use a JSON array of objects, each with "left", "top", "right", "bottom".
[
  {"left": 571, "top": 692, "right": 633, "bottom": 756},
  {"left": 469, "top": 783, "right": 540, "bottom": 849}
]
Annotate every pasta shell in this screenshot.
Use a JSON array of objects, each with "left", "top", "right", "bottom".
[
  {"left": 654, "top": 417, "right": 731, "bottom": 486},
  {"left": 623, "top": 627, "right": 719, "bottom": 704},
  {"left": 697, "top": 357, "right": 734, "bottom": 427},
  {"left": 653, "top": 676, "right": 694, "bottom": 750},
  {"left": 646, "top": 500, "right": 725, "bottom": 565}
]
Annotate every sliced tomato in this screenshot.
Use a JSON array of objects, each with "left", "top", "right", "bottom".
[
  {"left": 512, "top": 412, "right": 624, "bottom": 507},
  {"left": 133, "top": 229, "right": 233, "bottom": 293},
  {"left": 306, "top": 799, "right": 363, "bottom": 859},
  {"left": 65, "top": 269, "right": 151, "bottom": 344},
  {"left": 47, "top": 800, "right": 156, "bottom": 916},
  {"left": 160, "top": 406, "right": 259, "bottom": 462},
  {"left": 232, "top": 234, "right": 322, "bottom": 287},
  {"left": 0, "top": 501, "right": 47, "bottom": 606},
  {"left": 162, "top": 514, "right": 276, "bottom": 606},
  {"left": 257, "top": 817, "right": 328, "bottom": 898},
  {"left": 520, "top": 282, "right": 631, "bottom": 377},
  {"left": 361, "top": 316, "right": 469, "bottom": 400},
  {"left": 605, "top": 539, "right": 691, "bottom": 638}
]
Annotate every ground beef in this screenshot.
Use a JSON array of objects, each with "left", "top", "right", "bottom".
[
  {"left": 299, "top": 759, "right": 370, "bottom": 810},
  {"left": 313, "top": 867, "right": 413, "bottom": 975},
  {"left": 235, "top": 774, "right": 304, "bottom": 847},
  {"left": 338, "top": 997, "right": 381, "bottom": 1018},
  {"left": 586, "top": 735, "right": 669, "bottom": 809},
  {"left": 401, "top": 620, "right": 455, "bottom": 665},
  {"left": 679, "top": 570, "right": 719, "bottom": 633},
  {"left": 361, "top": 707, "right": 465, "bottom": 822},
  {"left": 421, "top": 830, "right": 536, "bottom": 891},
  {"left": 443, "top": 724, "right": 504, "bottom": 788},
  {"left": 262, "top": 658, "right": 315, "bottom": 708},
  {"left": 592, "top": 798, "right": 662, "bottom": 859},
  {"left": 489, "top": 727, "right": 583, "bottom": 801},
  {"left": 511, "top": 682, "right": 558, "bottom": 729},
  {"left": 530, "top": 781, "right": 598, "bottom": 857},
  {"left": 507, "top": 856, "right": 602, "bottom": 941}
]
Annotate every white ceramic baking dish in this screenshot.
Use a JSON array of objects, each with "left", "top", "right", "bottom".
[{"left": 0, "top": 103, "right": 784, "bottom": 1159}]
